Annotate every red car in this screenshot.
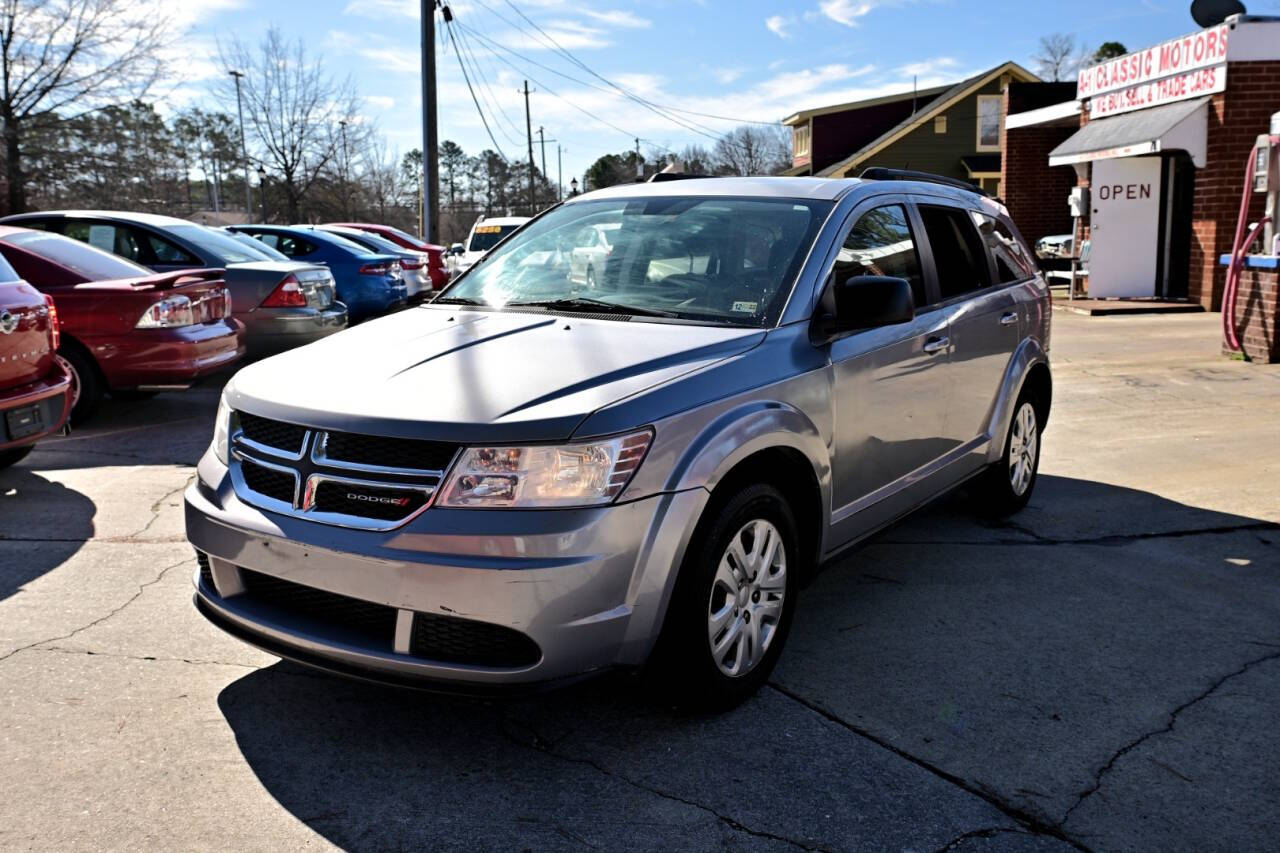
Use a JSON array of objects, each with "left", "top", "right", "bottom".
[
  {"left": 0, "top": 227, "right": 244, "bottom": 423},
  {"left": 0, "top": 260, "right": 73, "bottom": 469},
  {"left": 323, "top": 222, "right": 448, "bottom": 289}
]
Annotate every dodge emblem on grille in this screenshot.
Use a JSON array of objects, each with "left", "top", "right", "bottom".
[{"left": 346, "top": 492, "right": 412, "bottom": 507}]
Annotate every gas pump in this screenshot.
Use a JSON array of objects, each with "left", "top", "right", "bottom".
[
  {"left": 1254, "top": 112, "right": 1280, "bottom": 255},
  {"left": 1222, "top": 111, "right": 1280, "bottom": 352}
]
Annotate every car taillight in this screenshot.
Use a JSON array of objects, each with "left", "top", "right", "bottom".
[
  {"left": 400, "top": 255, "right": 425, "bottom": 270},
  {"left": 136, "top": 295, "right": 195, "bottom": 328},
  {"left": 261, "top": 274, "right": 307, "bottom": 307},
  {"left": 42, "top": 294, "right": 61, "bottom": 351},
  {"left": 359, "top": 262, "right": 389, "bottom": 275}
]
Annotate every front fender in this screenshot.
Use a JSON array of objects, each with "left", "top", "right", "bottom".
[{"left": 985, "top": 336, "right": 1050, "bottom": 464}]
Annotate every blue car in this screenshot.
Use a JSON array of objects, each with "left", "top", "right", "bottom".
[{"left": 229, "top": 225, "right": 407, "bottom": 322}]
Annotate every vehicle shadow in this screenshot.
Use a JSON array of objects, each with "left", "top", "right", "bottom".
[
  {"left": 0, "top": 468, "right": 96, "bottom": 601},
  {"left": 214, "top": 474, "right": 1280, "bottom": 849}
]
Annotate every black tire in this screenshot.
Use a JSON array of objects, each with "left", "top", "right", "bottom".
[
  {"left": 973, "top": 387, "right": 1043, "bottom": 517},
  {"left": 648, "top": 483, "right": 801, "bottom": 711},
  {"left": 0, "top": 444, "right": 34, "bottom": 470},
  {"left": 58, "top": 344, "right": 104, "bottom": 425}
]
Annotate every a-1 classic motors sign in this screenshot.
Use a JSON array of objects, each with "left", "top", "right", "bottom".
[{"left": 1078, "top": 24, "right": 1229, "bottom": 118}]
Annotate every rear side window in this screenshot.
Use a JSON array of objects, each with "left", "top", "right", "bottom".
[
  {"left": 834, "top": 205, "right": 926, "bottom": 308},
  {"left": 63, "top": 221, "right": 146, "bottom": 263},
  {"left": 973, "top": 213, "right": 1036, "bottom": 283},
  {"left": 144, "top": 233, "right": 199, "bottom": 266},
  {"left": 919, "top": 205, "right": 991, "bottom": 300},
  {"left": 4, "top": 231, "right": 151, "bottom": 281},
  {"left": 0, "top": 252, "right": 18, "bottom": 282}
]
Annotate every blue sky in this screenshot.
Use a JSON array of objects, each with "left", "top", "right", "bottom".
[{"left": 172, "top": 0, "right": 1280, "bottom": 189}]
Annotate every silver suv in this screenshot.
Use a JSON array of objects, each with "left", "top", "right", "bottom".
[{"left": 186, "top": 173, "right": 1051, "bottom": 708}]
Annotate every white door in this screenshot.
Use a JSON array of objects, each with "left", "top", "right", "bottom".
[{"left": 1089, "top": 157, "right": 1162, "bottom": 298}]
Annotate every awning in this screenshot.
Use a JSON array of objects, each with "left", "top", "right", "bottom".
[
  {"left": 961, "top": 154, "right": 1001, "bottom": 176},
  {"left": 1048, "top": 97, "right": 1209, "bottom": 168}
]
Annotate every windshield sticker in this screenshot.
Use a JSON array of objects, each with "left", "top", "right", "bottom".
[{"left": 731, "top": 301, "right": 758, "bottom": 313}]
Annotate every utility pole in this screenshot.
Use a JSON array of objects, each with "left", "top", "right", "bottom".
[
  {"left": 537, "top": 126, "right": 548, "bottom": 184},
  {"left": 523, "top": 80, "right": 535, "bottom": 213},
  {"left": 421, "top": 0, "right": 440, "bottom": 243},
  {"left": 635, "top": 137, "right": 642, "bottom": 180},
  {"left": 339, "top": 119, "right": 350, "bottom": 219},
  {"left": 557, "top": 145, "right": 563, "bottom": 201},
  {"left": 229, "top": 70, "right": 252, "bottom": 218}
]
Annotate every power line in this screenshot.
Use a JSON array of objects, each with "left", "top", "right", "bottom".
[
  {"left": 450, "top": 20, "right": 526, "bottom": 148},
  {"left": 443, "top": 19, "right": 508, "bottom": 160}
]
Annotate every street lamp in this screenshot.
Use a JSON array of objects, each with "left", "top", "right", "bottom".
[
  {"left": 229, "top": 70, "right": 252, "bottom": 217},
  {"left": 338, "top": 119, "right": 350, "bottom": 218},
  {"left": 569, "top": 177, "right": 579, "bottom": 196},
  {"left": 257, "top": 165, "right": 267, "bottom": 223}
]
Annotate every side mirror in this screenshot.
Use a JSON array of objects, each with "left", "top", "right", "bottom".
[
  {"left": 450, "top": 243, "right": 465, "bottom": 255},
  {"left": 812, "top": 275, "right": 914, "bottom": 343}
]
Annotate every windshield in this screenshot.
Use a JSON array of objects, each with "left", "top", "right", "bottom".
[
  {"left": 6, "top": 230, "right": 151, "bottom": 280},
  {"left": 467, "top": 223, "right": 523, "bottom": 253},
  {"left": 170, "top": 224, "right": 276, "bottom": 264},
  {"left": 442, "top": 197, "right": 831, "bottom": 326}
]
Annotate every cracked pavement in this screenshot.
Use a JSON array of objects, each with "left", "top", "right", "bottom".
[{"left": 2, "top": 311, "right": 1278, "bottom": 851}]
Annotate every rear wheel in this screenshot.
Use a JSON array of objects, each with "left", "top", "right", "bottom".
[
  {"left": 0, "top": 445, "right": 34, "bottom": 470},
  {"left": 58, "top": 345, "right": 103, "bottom": 425},
  {"left": 974, "top": 388, "right": 1042, "bottom": 517},
  {"left": 649, "top": 483, "right": 799, "bottom": 710}
]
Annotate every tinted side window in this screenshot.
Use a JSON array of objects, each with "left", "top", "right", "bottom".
[
  {"left": 145, "top": 233, "right": 199, "bottom": 266},
  {"left": 834, "top": 204, "right": 926, "bottom": 308},
  {"left": 973, "top": 213, "right": 1035, "bottom": 283},
  {"left": 919, "top": 206, "right": 991, "bottom": 300},
  {"left": 63, "top": 221, "right": 146, "bottom": 263},
  {"left": 0, "top": 250, "right": 19, "bottom": 282}
]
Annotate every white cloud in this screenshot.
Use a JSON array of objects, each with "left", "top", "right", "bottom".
[
  {"left": 818, "top": 0, "right": 877, "bottom": 26},
  {"left": 365, "top": 95, "right": 396, "bottom": 110},
  {"left": 712, "top": 67, "right": 745, "bottom": 84},
  {"left": 581, "top": 9, "right": 651, "bottom": 29},
  {"left": 496, "top": 20, "right": 610, "bottom": 51},
  {"left": 343, "top": 0, "right": 417, "bottom": 17},
  {"left": 765, "top": 15, "right": 793, "bottom": 39},
  {"left": 897, "top": 57, "right": 958, "bottom": 77}
]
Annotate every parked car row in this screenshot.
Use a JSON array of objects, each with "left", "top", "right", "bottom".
[{"left": 0, "top": 210, "right": 444, "bottom": 437}]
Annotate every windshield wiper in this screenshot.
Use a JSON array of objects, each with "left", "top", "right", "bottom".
[
  {"left": 429, "top": 295, "right": 485, "bottom": 305},
  {"left": 508, "top": 297, "right": 677, "bottom": 318}
]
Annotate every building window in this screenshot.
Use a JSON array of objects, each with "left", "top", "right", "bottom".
[
  {"left": 934, "top": 115, "right": 947, "bottom": 134},
  {"left": 793, "top": 124, "right": 811, "bottom": 157},
  {"left": 977, "top": 95, "right": 1001, "bottom": 151}
]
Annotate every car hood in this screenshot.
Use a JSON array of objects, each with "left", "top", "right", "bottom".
[{"left": 226, "top": 307, "right": 764, "bottom": 443}]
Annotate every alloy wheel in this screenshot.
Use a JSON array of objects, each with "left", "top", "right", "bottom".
[
  {"left": 1008, "top": 401, "right": 1038, "bottom": 497},
  {"left": 59, "top": 355, "right": 81, "bottom": 410},
  {"left": 707, "top": 519, "right": 787, "bottom": 678}
]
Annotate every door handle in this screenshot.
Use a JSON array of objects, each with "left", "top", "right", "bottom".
[
  {"left": 923, "top": 336, "right": 949, "bottom": 355},
  {"left": 999, "top": 312, "right": 1019, "bottom": 325}
]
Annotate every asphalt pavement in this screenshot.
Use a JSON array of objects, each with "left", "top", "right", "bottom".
[{"left": 1, "top": 310, "right": 1277, "bottom": 851}]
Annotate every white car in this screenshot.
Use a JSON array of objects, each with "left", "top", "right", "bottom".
[
  {"left": 568, "top": 222, "right": 621, "bottom": 288},
  {"left": 447, "top": 216, "right": 529, "bottom": 277}
]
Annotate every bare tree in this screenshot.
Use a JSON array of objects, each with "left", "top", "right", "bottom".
[
  {"left": 1033, "top": 33, "right": 1091, "bottom": 82},
  {"left": 711, "top": 125, "right": 792, "bottom": 176},
  {"left": 0, "top": 0, "right": 171, "bottom": 213},
  {"left": 217, "top": 28, "right": 364, "bottom": 222}
]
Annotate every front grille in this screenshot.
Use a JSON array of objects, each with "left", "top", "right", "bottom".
[
  {"left": 240, "top": 459, "right": 296, "bottom": 504},
  {"left": 322, "top": 431, "right": 458, "bottom": 471},
  {"left": 240, "top": 569, "right": 397, "bottom": 645},
  {"left": 196, "top": 551, "right": 214, "bottom": 589},
  {"left": 238, "top": 411, "right": 307, "bottom": 455},
  {"left": 410, "top": 612, "right": 541, "bottom": 668},
  {"left": 311, "top": 480, "right": 430, "bottom": 521}
]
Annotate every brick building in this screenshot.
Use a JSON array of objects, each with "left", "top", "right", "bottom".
[{"left": 1003, "top": 14, "right": 1280, "bottom": 345}]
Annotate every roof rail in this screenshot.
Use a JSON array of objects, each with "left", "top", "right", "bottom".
[
  {"left": 646, "top": 172, "right": 716, "bottom": 183},
  {"left": 858, "top": 167, "right": 988, "bottom": 197}
]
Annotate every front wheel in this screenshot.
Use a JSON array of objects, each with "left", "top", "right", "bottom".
[
  {"left": 974, "top": 390, "right": 1042, "bottom": 517},
  {"left": 648, "top": 483, "right": 800, "bottom": 710}
]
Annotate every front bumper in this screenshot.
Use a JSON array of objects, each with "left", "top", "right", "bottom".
[
  {"left": 185, "top": 451, "right": 708, "bottom": 689},
  {"left": 240, "top": 303, "right": 348, "bottom": 357},
  {"left": 88, "top": 319, "right": 245, "bottom": 390},
  {"left": 0, "top": 360, "right": 73, "bottom": 451}
]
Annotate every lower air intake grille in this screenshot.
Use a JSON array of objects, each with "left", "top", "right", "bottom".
[
  {"left": 196, "top": 551, "right": 214, "bottom": 589},
  {"left": 240, "top": 569, "right": 397, "bottom": 645},
  {"left": 409, "top": 612, "right": 541, "bottom": 668},
  {"left": 240, "top": 459, "right": 296, "bottom": 505}
]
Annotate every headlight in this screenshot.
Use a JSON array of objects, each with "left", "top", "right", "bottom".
[
  {"left": 212, "top": 394, "right": 232, "bottom": 465},
  {"left": 438, "top": 429, "right": 652, "bottom": 508}
]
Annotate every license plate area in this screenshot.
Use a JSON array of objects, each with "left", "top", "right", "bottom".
[{"left": 5, "top": 403, "right": 43, "bottom": 440}]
